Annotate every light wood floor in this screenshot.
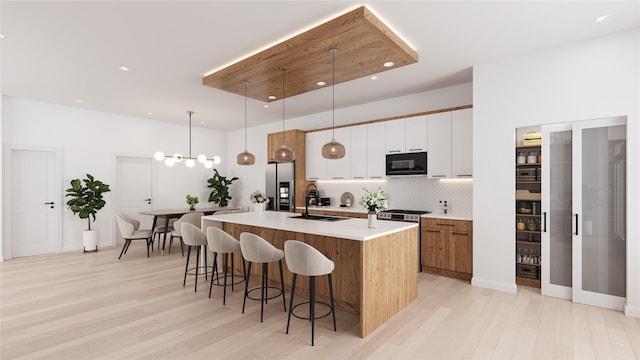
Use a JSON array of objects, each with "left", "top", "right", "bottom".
[{"left": 1, "top": 244, "right": 639, "bottom": 359}]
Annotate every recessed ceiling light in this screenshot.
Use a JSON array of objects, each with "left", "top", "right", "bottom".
[
  {"left": 75, "top": 99, "right": 83, "bottom": 103},
  {"left": 316, "top": 81, "right": 326, "bottom": 86},
  {"left": 383, "top": 61, "right": 395, "bottom": 68},
  {"left": 147, "top": 112, "right": 153, "bottom": 116},
  {"left": 268, "top": 95, "right": 276, "bottom": 100},
  {"left": 119, "top": 66, "right": 130, "bottom": 71},
  {"left": 0, "top": 34, "right": 5, "bottom": 39},
  {"left": 200, "top": 121, "right": 206, "bottom": 125},
  {"left": 594, "top": 14, "right": 610, "bottom": 23},
  {"left": 264, "top": 104, "right": 269, "bottom": 108},
  {"left": 371, "top": 76, "right": 378, "bottom": 80}
]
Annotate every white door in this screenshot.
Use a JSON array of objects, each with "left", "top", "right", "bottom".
[
  {"left": 541, "top": 118, "right": 626, "bottom": 311},
  {"left": 115, "top": 156, "right": 153, "bottom": 243},
  {"left": 11, "top": 149, "right": 60, "bottom": 257}
]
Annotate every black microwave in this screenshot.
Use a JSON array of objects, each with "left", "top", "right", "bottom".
[{"left": 386, "top": 152, "right": 428, "bottom": 176}]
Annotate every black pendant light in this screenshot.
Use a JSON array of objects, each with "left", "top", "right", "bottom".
[
  {"left": 237, "top": 80, "right": 255, "bottom": 165},
  {"left": 321, "top": 48, "right": 346, "bottom": 159},
  {"left": 273, "top": 66, "right": 295, "bottom": 162}
]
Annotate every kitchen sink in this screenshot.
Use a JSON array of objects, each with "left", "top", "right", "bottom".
[{"left": 289, "top": 214, "right": 349, "bottom": 222}]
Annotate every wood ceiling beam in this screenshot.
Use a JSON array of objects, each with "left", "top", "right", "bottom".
[{"left": 202, "top": 6, "right": 418, "bottom": 102}]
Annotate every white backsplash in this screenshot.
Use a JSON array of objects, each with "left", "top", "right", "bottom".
[{"left": 314, "top": 178, "right": 473, "bottom": 218}]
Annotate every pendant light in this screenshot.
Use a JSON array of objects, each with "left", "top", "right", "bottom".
[
  {"left": 236, "top": 80, "right": 255, "bottom": 165},
  {"left": 273, "top": 66, "right": 295, "bottom": 162},
  {"left": 153, "top": 111, "right": 222, "bottom": 169},
  {"left": 321, "top": 48, "right": 346, "bottom": 159}
]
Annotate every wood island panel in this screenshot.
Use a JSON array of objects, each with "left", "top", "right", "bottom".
[{"left": 222, "top": 222, "right": 417, "bottom": 338}]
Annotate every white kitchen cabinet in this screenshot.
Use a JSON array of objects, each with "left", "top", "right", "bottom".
[
  {"left": 405, "top": 115, "right": 428, "bottom": 152},
  {"left": 385, "top": 119, "right": 405, "bottom": 154},
  {"left": 305, "top": 130, "right": 326, "bottom": 180},
  {"left": 427, "top": 112, "right": 452, "bottom": 178},
  {"left": 350, "top": 124, "right": 368, "bottom": 179},
  {"left": 325, "top": 127, "right": 351, "bottom": 180},
  {"left": 367, "top": 122, "right": 386, "bottom": 179},
  {"left": 451, "top": 108, "right": 473, "bottom": 178}
]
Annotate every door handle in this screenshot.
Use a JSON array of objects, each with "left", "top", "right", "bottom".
[
  {"left": 543, "top": 212, "right": 547, "bottom": 232},
  {"left": 575, "top": 214, "right": 579, "bottom": 235},
  {"left": 145, "top": 198, "right": 151, "bottom": 204},
  {"left": 44, "top": 201, "right": 55, "bottom": 209}
]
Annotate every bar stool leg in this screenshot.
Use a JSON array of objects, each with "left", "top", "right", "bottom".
[
  {"left": 279, "top": 260, "right": 286, "bottom": 312},
  {"left": 209, "top": 252, "right": 218, "bottom": 298},
  {"left": 328, "top": 273, "right": 337, "bottom": 331},
  {"left": 260, "top": 263, "right": 267, "bottom": 322},
  {"left": 310, "top": 275, "right": 316, "bottom": 346},
  {"left": 183, "top": 246, "right": 192, "bottom": 287},
  {"left": 194, "top": 247, "right": 200, "bottom": 292},
  {"left": 286, "top": 273, "right": 297, "bottom": 334},
  {"left": 223, "top": 253, "right": 229, "bottom": 305},
  {"left": 242, "top": 261, "right": 252, "bottom": 314}
]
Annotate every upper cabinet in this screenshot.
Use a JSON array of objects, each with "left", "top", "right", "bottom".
[
  {"left": 325, "top": 127, "right": 351, "bottom": 180},
  {"left": 427, "top": 109, "right": 473, "bottom": 179},
  {"left": 350, "top": 124, "right": 368, "bottom": 179},
  {"left": 305, "top": 130, "right": 326, "bottom": 180},
  {"left": 427, "top": 112, "right": 452, "bottom": 178},
  {"left": 267, "top": 129, "right": 305, "bottom": 164},
  {"left": 385, "top": 116, "right": 428, "bottom": 154},
  {"left": 405, "top": 115, "right": 428, "bottom": 152},
  {"left": 367, "top": 122, "right": 386, "bottom": 179},
  {"left": 451, "top": 108, "right": 473, "bottom": 178},
  {"left": 385, "top": 119, "right": 405, "bottom": 154}
]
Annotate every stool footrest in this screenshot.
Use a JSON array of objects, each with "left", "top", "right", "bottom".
[
  {"left": 246, "top": 286, "right": 283, "bottom": 301},
  {"left": 290, "top": 301, "right": 333, "bottom": 321},
  {"left": 212, "top": 273, "right": 245, "bottom": 287}
]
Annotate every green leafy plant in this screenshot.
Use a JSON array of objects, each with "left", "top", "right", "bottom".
[
  {"left": 207, "top": 169, "right": 238, "bottom": 207},
  {"left": 65, "top": 174, "right": 111, "bottom": 230},
  {"left": 186, "top": 194, "right": 199, "bottom": 210}
]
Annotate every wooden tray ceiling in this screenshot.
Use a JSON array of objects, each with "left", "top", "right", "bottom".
[{"left": 202, "top": 6, "right": 418, "bottom": 102}]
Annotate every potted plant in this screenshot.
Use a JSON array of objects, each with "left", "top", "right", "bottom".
[
  {"left": 207, "top": 169, "right": 238, "bottom": 208},
  {"left": 186, "top": 194, "right": 199, "bottom": 211},
  {"left": 359, "top": 186, "right": 389, "bottom": 228},
  {"left": 65, "top": 174, "right": 111, "bottom": 252},
  {"left": 249, "top": 190, "right": 269, "bottom": 213}
]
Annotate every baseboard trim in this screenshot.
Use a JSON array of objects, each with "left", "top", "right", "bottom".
[
  {"left": 624, "top": 303, "right": 640, "bottom": 318},
  {"left": 471, "top": 276, "right": 517, "bottom": 294}
]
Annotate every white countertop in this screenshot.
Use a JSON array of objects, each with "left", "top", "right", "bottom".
[
  {"left": 295, "top": 205, "right": 367, "bottom": 214},
  {"left": 421, "top": 213, "right": 472, "bottom": 221},
  {"left": 202, "top": 211, "right": 417, "bottom": 241}
]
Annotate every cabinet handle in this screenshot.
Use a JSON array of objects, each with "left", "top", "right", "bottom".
[
  {"left": 452, "top": 232, "right": 467, "bottom": 235},
  {"left": 431, "top": 175, "right": 446, "bottom": 178},
  {"left": 575, "top": 214, "right": 579, "bottom": 235},
  {"left": 543, "top": 212, "right": 547, "bottom": 232},
  {"left": 409, "top": 148, "right": 423, "bottom": 151},
  {"left": 456, "top": 174, "right": 473, "bottom": 177},
  {"left": 388, "top": 150, "right": 402, "bottom": 153},
  {"left": 309, "top": 177, "right": 319, "bottom": 180},
  {"left": 332, "top": 177, "right": 344, "bottom": 179},
  {"left": 353, "top": 177, "right": 364, "bottom": 179},
  {"left": 436, "top": 223, "right": 454, "bottom": 227},
  {"left": 370, "top": 176, "right": 382, "bottom": 179},
  {"left": 426, "top": 229, "right": 440, "bottom": 233}
]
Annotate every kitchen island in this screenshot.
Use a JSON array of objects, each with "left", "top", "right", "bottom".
[{"left": 201, "top": 211, "right": 418, "bottom": 338}]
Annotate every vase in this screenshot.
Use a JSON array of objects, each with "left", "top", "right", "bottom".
[
  {"left": 253, "top": 202, "right": 265, "bottom": 213},
  {"left": 189, "top": 205, "right": 195, "bottom": 211},
  {"left": 368, "top": 212, "right": 377, "bottom": 228}
]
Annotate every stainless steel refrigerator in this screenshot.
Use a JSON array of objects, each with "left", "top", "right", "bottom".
[{"left": 265, "top": 162, "right": 295, "bottom": 212}]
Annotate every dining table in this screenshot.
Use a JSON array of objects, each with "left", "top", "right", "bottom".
[{"left": 140, "top": 207, "right": 236, "bottom": 255}]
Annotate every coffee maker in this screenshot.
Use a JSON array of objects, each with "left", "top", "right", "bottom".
[{"left": 306, "top": 184, "right": 319, "bottom": 206}]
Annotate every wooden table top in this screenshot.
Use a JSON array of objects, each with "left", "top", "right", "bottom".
[{"left": 140, "top": 207, "right": 236, "bottom": 216}]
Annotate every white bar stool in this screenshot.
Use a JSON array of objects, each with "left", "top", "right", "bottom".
[
  {"left": 284, "top": 240, "right": 336, "bottom": 346},
  {"left": 239, "top": 232, "right": 286, "bottom": 322},
  {"left": 181, "top": 223, "right": 211, "bottom": 292},
  {"left": 206, "top": 227, "right": 246, "bottom": 305}
]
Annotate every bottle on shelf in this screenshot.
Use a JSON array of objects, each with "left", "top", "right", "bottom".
[
  {"left": 517, "top": 152, "right": 526, "bottom": 164},
  {"left": 528, "top": 218, "right": 537, "bottom": 231},
  {"left": 438, "top": 201, "right": 443, "bottom": 214},
  {"left": 443, "top": 201, "right": 448, "bottom": 214},
  {"left": 517, "top": 218, "right": 525, "bottom": 230},
  {"left": 527, "top": 151, "right": 537, "bottom": 164}
]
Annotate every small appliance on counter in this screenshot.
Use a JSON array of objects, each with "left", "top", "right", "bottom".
[
  {"left": 306, "top": 183, "right": 319, "bottom": 206},
  {"left": 340, "top": 192, "right": 354, "bottom": 207},
  {"left": 320, "top": 197, "right": 331, "bottom": 206}
]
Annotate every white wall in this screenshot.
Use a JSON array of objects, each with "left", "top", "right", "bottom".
[
  {"left": 2, "top": 97, "right": 228, "bottom": 254},
  {"left": 473, "top": 29, "right": 639, "bottom": 316},
  {"left": 226, "top": 83, "right": 474, "bottom": 214}
]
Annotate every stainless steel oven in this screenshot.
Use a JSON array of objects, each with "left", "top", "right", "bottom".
[{"left": 378, "top": 209, "right": 430, "bottom": 272}]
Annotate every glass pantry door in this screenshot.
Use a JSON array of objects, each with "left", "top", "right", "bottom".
[
  {"left": 541, "top": 117, "right": 626, "bottom": 311},
  {"left": 572, "top": 118, "right": 626, "bottom": 311},
  {"left": 541, "top": 124, "right": 573, "bottom": 300}
]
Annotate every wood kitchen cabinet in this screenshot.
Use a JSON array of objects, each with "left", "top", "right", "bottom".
[
  {"left": 267, "top": 129, "right": 311, "bottom": 208},
  {"left": 421, "top": 218, "right": 472, "bottom": 281}
]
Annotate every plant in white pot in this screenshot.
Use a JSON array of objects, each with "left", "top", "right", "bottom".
[{"left": 65, "top": 174, "right": 111, "bottom": 252}]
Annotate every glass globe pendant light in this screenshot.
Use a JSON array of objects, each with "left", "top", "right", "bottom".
[
  {"left": 237, "top": 80, "right": 256, "bottom": 165},
  {"left": 273, "top": 66, "right": 295, "bottom": 162},
  {"left": 321, "top": 48, "right": 345, "bottom": 159}
]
